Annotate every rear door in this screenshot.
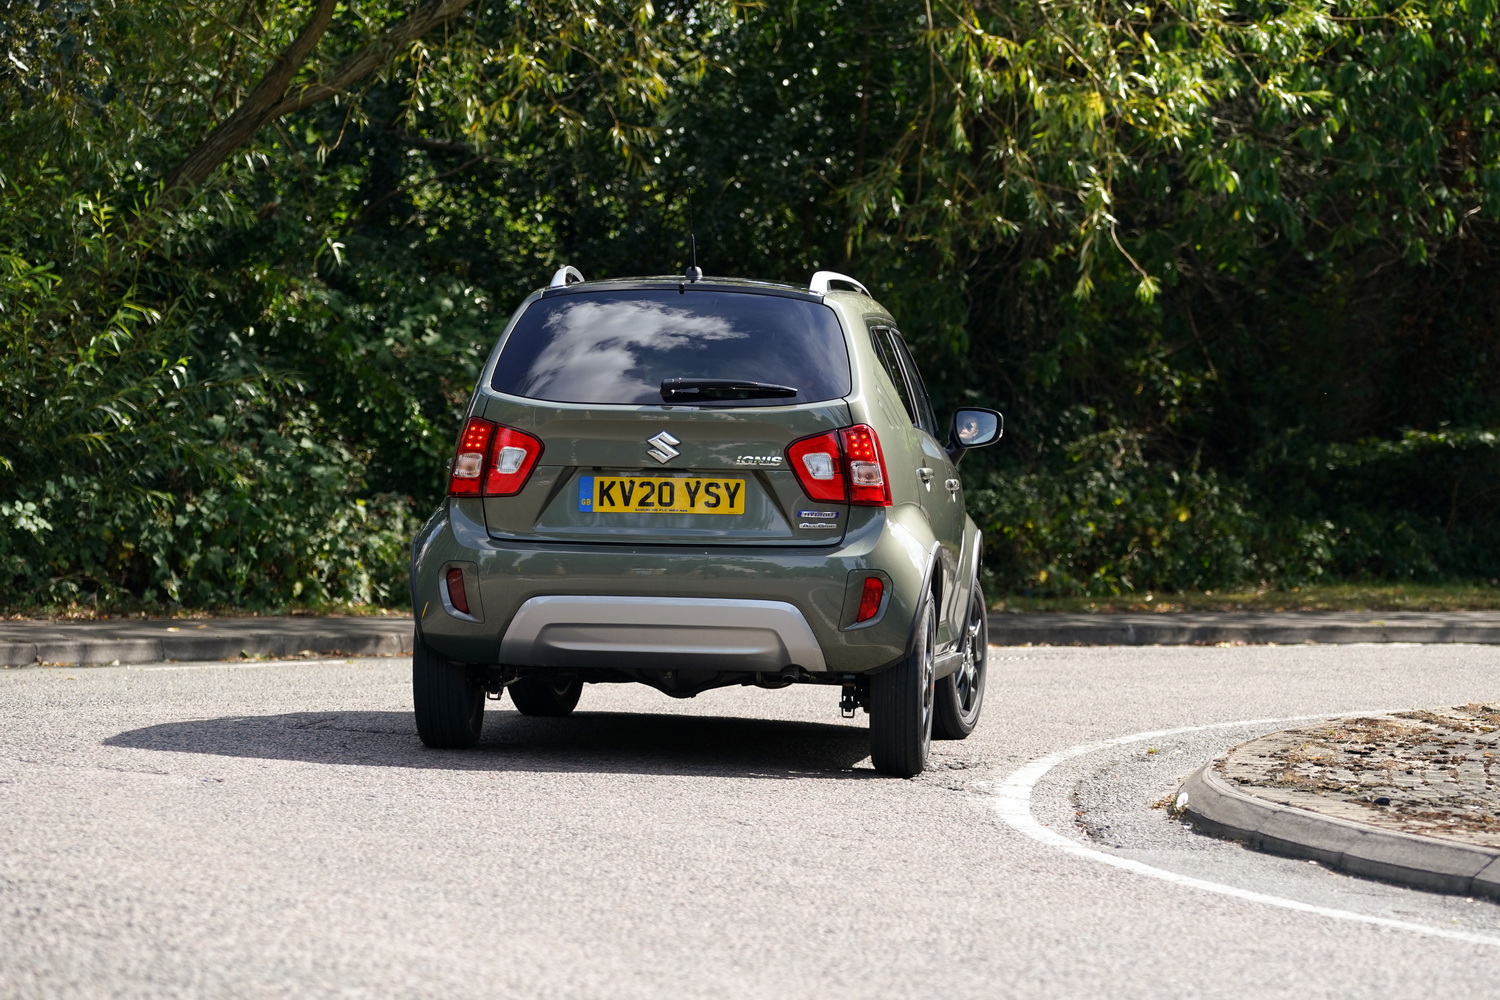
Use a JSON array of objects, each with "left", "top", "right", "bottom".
[
  {"left": 477, "top": 286, "right": 855, "bottom": 546},
  {"left": 871, "top": 326, "right": 966, "bottom": 640}
]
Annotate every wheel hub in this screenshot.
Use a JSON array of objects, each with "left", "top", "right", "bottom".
[{"left": 957, "top": 608, "right": 983, "bottom": 711}]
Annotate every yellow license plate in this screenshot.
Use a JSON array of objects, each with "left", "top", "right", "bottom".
[{"left": 578, "top": 476, "right": 745, "bottom": 514}]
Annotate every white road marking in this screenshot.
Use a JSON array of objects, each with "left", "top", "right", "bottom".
[{"left": 990, "top": 714, "right": 1500, "bottom": 948}]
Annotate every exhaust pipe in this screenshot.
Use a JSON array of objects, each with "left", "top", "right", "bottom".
[{"left": 753, "top": 668, "right": 800, "bottom": 690}]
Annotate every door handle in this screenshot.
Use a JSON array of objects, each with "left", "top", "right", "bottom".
[
  {"left": 918, "top": 467, "right": 934, "bottom": 484},
  {"left": 945, "top": 478, "right": 961, "bottom": 493}
]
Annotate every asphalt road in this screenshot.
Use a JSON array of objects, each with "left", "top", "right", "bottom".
[{"left": 6, "top": 644, "right": 1500, "bottom": 999}]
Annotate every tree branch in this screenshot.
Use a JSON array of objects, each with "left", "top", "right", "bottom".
[
  {"left": 269, "top": 0, "right": 477, "bottom": 118},
  {"left": 154, "top": 0, "right": 477, "bottom": 214},
  {"left": 394, "top": 132, "right": 478, "bottom": 156},
  {"left": 159, "top": 0, "right": 338, "bottom": 206}
]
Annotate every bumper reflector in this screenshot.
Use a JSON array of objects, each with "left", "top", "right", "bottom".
[
  {"left": 856, "top": 576, "right": 884, "bottom": 622},
  {"left": 445, "top": 567, "right": 470, "bottom": 616}
]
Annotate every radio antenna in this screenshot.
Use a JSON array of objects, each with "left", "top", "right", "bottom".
[{"left": 685, "top": 233, "right": 702, "bottom": 283}]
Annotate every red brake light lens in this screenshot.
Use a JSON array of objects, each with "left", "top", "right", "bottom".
[
  {"left": 448, "top": 418, "right": 543, "bottom": 497},
  {"left": 839, "top": 424, "right": 890, "bottom": 506},
  {"left": 483, "top": 425, "right": 543, "bottom": 496},
  {"left": 785, "top": 424, "right": 892, "bottom": 507},
  {"left": 449, "top": 418, "right": 494, "bottom": 496},
  {"left": 787, "top": 430, "right": 846, "bottom": 503},
  {"left": 856, "top": 576, "right": 884, "bottom": 622}
]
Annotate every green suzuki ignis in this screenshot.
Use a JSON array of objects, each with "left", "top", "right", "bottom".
[{"left": 410, "top": 266, "right": 1001, "bottom": 776}]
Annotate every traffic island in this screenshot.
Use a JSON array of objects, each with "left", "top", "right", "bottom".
[{"left": 1180, "top": 705, "right": 1500, "bottom": 899}]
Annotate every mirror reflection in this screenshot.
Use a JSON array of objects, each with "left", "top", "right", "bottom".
[{"left": 955, "top": 409, "right": 1000, "bottom": 446}]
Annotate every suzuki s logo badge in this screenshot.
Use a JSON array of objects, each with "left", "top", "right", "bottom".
[{"left": 646, "top": 431, "right": 681, "bottom": 464}]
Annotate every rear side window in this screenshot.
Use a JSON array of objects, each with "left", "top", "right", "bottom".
[
  {"left": 888, "top": 332, "right": 940, "bottom": 436},
  {"left": 871, "top": 325, "right": 939, "bottom": 437},
  {"left": 491, "top": 290, "right": 852, "bottom": 406}
]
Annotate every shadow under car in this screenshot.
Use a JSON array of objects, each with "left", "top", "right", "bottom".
[{"left": 104, "top": 709, "right": 878, "bottom": 779}]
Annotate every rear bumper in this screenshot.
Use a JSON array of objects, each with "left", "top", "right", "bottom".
[
  {"left": 410, "top": 498, "right": 934, "bottom": 674},
  {"left": 499, "top": 596, "right": 826, "bottom": 672}
]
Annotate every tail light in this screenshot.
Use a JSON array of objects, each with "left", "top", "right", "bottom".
[
  {"left": 447, "top": 417, "right": 543, "bottom": 497},
  {"left": 483, "top": 425, "right": 543, "bottom": 495},
  {"left": 787, "top": 430, "right": 845, "bottom": 503},
  {"left": 787, "top": 424, "right": 892, "bottom": 506},
  {"left": 449, "top": 419, "right": 493, "bottom": 496},
  {"left": 839, "top": 424, "right": 889, "bottom": 505}
]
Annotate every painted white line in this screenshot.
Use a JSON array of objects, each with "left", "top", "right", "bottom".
[{"left": 991, "top": 714, "right": 1500, "bottom": 948}]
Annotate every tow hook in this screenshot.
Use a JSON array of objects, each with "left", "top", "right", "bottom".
[
  {"left": 840, "top": 681, "right": 866, "bottom": 718},
  {"left": 484, "top": 673, "right": 513, "bottom": 700}
]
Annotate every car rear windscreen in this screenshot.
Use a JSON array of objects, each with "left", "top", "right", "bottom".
[{"left": 490, "top": 290, "right": 851, "bottom": 406}]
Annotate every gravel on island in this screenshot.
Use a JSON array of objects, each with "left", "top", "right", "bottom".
[{"left": 1215, "top": 704, "right": 1500, "bottom": 848}]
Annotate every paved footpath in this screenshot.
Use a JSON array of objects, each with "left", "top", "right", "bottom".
[
  {"left": 0, "top": 615, "right": 413, "bottom": 666},
  {"left": 992, "top": 610, "right": 1500, "bottom": 646}
]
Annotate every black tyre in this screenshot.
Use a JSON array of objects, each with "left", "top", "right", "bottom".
[
  {"left": 869, "top": 591, "right": 936, "bottom": 777},
  {"left": 508, "top": 674, "right": 583, "bottom": 716},
  {"left": 934, "top": 581, "right": 988, "bottom": 740},
  {"left": 412, "top": 631, "right": 485, "bottom": 749}
]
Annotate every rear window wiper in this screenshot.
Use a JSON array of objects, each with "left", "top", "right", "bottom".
[{"left": 660, "top": 378, "right": 799, "bottom": 401}]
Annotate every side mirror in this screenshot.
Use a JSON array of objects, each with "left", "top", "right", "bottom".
[{"left": 947, "top": 407, "right": 1003, "bottom": 462}]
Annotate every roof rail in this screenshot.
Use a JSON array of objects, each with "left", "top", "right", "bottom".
[
  {"left": 809, "top": 270, "right": 871, "bottom": 297},
  {"left": 549, "top": 265, "right": 585, "bottom": 288}
]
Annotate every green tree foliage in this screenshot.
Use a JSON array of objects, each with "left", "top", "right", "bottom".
[
  {"left": 2, "top": 0, "right": 1497, "bottom": 608},
  {"left": 0, "top": 0, "right": 716, "bottom": 607},
  {"left": 900, "top": 0, "right": 1500, "bottom": 592},
  {"left": 541, "top": 0, "right": 1500, "bottom": 593}
]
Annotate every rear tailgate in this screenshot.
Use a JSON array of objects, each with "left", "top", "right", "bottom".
[
  {"left": 472, "top": 283, "right": 859, "bottom": 546},
  {"left": 478, "top": 396, "right": 851, "bottom": 545}
]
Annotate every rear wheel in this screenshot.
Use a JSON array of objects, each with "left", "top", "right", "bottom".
[
  {"left": 508, "top": 675, "right": 583, "bottom": 716},
  {"left": 934, "top": 581, "right": 987, "bottom": 740},
  {"left": 869, "top": 592, "right": 936, "bottom": 777},
  {"left": 412, "top": 631, "right": 485, "bottom": 749}
]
